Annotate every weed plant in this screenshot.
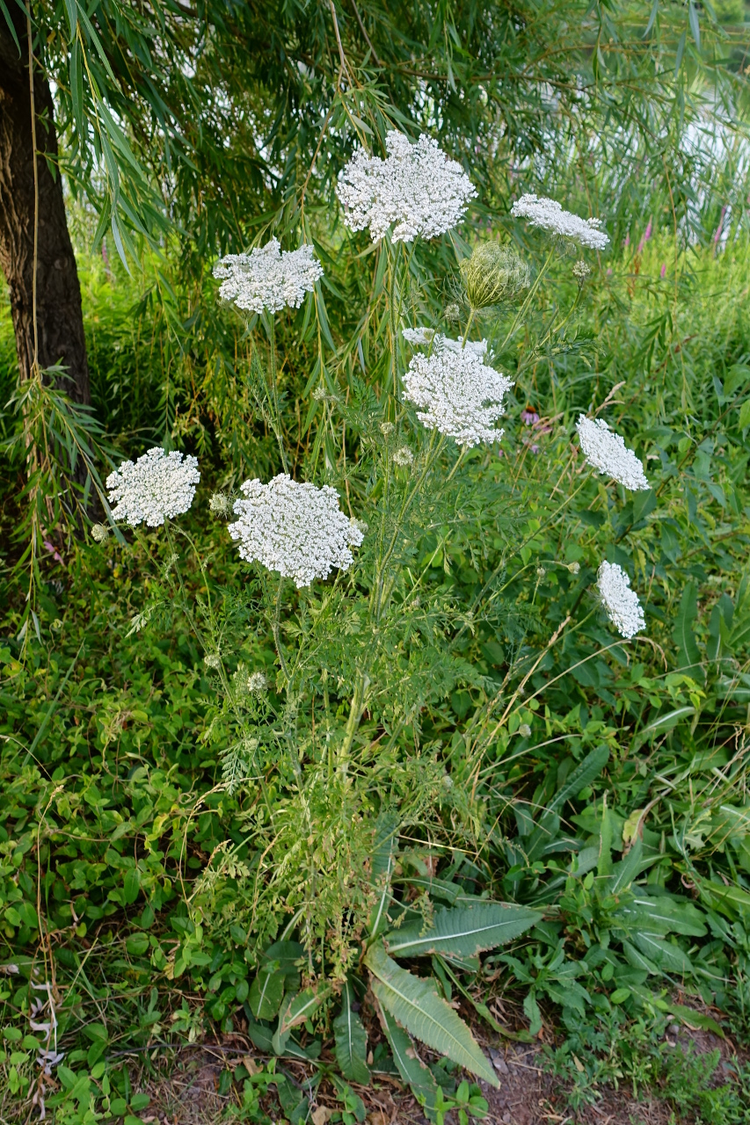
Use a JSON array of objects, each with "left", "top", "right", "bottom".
[{"left": 2, "top": 168, "right": 750, "bottom": 1124}]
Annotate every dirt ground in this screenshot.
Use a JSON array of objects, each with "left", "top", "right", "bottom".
[{"left": 133, "top": 1012, "right": 747, "bottom": 1125}]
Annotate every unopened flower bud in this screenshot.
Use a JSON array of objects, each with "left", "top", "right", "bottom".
[
  {"left": 572, "top": 260, "right": 592, "bottom": 282},
  {"left": 204, "top": 653, "right": 221, "bottom": 670},
  {"left": 246, "top": 671, "right": 267, "bottom": 694},
  {"left": 380, "top": 422, "right": 394, "bottom": 436},
  {"left": 518, "top": 723, "right": 532, "bottom": 738},
  {"left": 91, "top": 523, "right": 109, "bottom": 543},
  {"left": 460, "top": 242, "right": 530, "bottom": 310},
  {"left": 567, "top": 561, "right": 580, "bottom": 575},
  {"left": 536, "top": 567, "right": 546, "bottom": 579}
]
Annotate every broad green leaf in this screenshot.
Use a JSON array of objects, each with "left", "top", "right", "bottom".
[
  {"left": 608, "top": 838, "right": 645, "bottom": 894},
  {"left": 249, "top": 969, "right": 284, "bottom": 1021},
  {"left": 277, "top": 983, "right": 332, "bottom": 1035},
  {"left": 375, "top": 1001, "right": 440, "bottom": 1119},
  {"left": 739, "top": 400, "right": 750, "bottom": 430},
  {"left": 549, "top": 745, "right": 610, "bottom": 812},
  {"left": 632, "top": 706, "right": 695, "bottom": 752},
  {"left": 617, "top": 896, "right": 706, "bottom": 937},
  {"left": 668, "top": 1003, "right": 724, "bottom": 1037},
  {"left": 384, "top": 903, "right": 540, "bottom": 960},
  {"left": 673, "top": 581, "right": 702, "bottom": 677},
  {"left": 701, "top": 879, "right": 750, "bottom": 915},
  {"left": 334, "top": 979, "right": 370, "bottom": 1085},
  {"left": 365, "top": 942, "right": 497, "bottom": 1086},
  {"left": 622, "top": 939, "right": 658, "bottom": 973},
  {"left": 632, "top": 933, "right": 693, "bottom": 974}
]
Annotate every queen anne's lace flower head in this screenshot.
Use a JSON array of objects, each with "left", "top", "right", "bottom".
[
  {"left": 213, "top": 238, "right": 323, "bottom": 315},
  {"left": 597, "top": 561, "right": 646, "bottom": 639},
  {"left": 402, "top": 331, "right": 513, "bottom": 447},
  {"left": 511, "top": 194, "right": 609, "bottom": 250},
  {"left": 576, "top": 415, "right": 650, "bottom": 491},
  {"left": 228, "top": 474, "right": 364, "bottom": 588},
  {"left": 337, "top": 130, "right": 477, "bottom": 244},
  {"left": 106, "top": 448, "right": 200, "bottom": 527}
]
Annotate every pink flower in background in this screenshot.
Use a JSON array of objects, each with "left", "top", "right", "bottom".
[
  {"left": 637, "top": 219, "right": 652, "bottom": 255},
  {"left": 521, "top": 410, "right": 540, "bottom": 426},
  {"left": 660, "top": 263, "right": 666, "bottom": 279},
  {"left": 44, "top": 541, "right": 63, "bottom": 564},
  {"left": 624, "top": 234, "right": 630, "bottom": 246}
]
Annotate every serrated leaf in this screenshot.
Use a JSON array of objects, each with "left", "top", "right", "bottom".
[
  {"left": 375, "top": 1000, "right": 440, "bottom": 1119},
  {"left": 365, "top": 942, "right": 497, "bottom": 1086},
  {"left": 334, "top": 979, "right": 370, "bottom": 1086},
  {"left": 384, "top": 903, "right": 540, "bottom": 960}
]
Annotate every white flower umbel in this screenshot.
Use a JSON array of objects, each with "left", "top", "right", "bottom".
[
  {"left": 511, "top": 194, "right": 609, "bottom": 250},
  {"left": 106, "top": 448, "right": 200, "bottom": 527},
  {"left": 213, "top": 238, "right": 323, "bottom": 315},
  {"left": 597, "top": 561, "right": 646, "bottom": 639},
  {"left": 402, "top": 334, "right": 513, "bottom": 447},
  {"left": 402, "top": 328, "right": 487, "bottom": 358},
  {"left": 337, "top": 130, "right": 477, "bottom": 244},
  {"left": 576, "top": 415, "right": 650, "bottom": 491},
  {"left": 228, "top": 474, "right": 364, "bottom": 588}
]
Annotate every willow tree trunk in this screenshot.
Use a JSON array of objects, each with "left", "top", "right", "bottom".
[{"left": 0, "top": 10, "right": 90, "bottom": 404}]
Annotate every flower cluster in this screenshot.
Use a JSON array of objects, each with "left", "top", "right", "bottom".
[
  {"left": 337, "top": 131, "right": 477, "bottom": 244},
  {"left": 511, "top": 194, "right": 609, "bottom": 250},
  {"left": 213, "top": 238, "right": 323, "bottom": 315},
  {"left": 597, "top": 561, "right": 646, "bottom": 639},
  {"left": 106, "top": 447, "right": 200, "bottom": 527},
  {"left": 228, "top": 474, "right": 364, "bottom": 588},
  {"left": 402, "top": 328, "right": 487, "bottom": 358},
  {"left": 576, "top": 415, "right": 650, "bottom": 491},
  {"left": 402, "top": 332, "right": 513, "bottom": 447}
]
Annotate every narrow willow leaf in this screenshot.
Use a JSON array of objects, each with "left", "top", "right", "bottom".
[
  {"left": 365, "top": 942, "right": 498, "bottom": 1086},
  {"left": 385, "top": 903, "right": 540, "bottom": 959},
  {"left": 334, "top": 979, "right": 370, "bottom": 1085},
  {"left": 375, "top": 999, "right": 440, "bottom": 1119}
]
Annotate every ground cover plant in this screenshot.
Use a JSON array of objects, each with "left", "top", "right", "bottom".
[{"left": 3, "top": 2, "right": 750, "bottom": 1124}]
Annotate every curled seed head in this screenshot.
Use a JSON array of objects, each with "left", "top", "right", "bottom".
[{"left": 460, "top": 242, "right": 531, "bottom": 310}]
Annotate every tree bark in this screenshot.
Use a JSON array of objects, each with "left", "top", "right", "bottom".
[{"left": 0, "top": 8, "right": 90, "bottom": 405}]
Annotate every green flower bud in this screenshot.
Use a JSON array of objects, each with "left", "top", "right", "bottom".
[{"left": 460, "top": 242, "right": 530, "bottom": 310}]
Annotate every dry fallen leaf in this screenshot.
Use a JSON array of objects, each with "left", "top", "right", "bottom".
[{"left": 311, "top": 1107, "right": 334, "bottom": 1125}]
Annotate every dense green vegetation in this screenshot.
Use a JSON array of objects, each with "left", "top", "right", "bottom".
[
  {"left": 4, "top": 2, "right": 750, "bottom": 1124},
  {"left": 3, "top": 221, "right": 750, "bottom": 1122}
]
